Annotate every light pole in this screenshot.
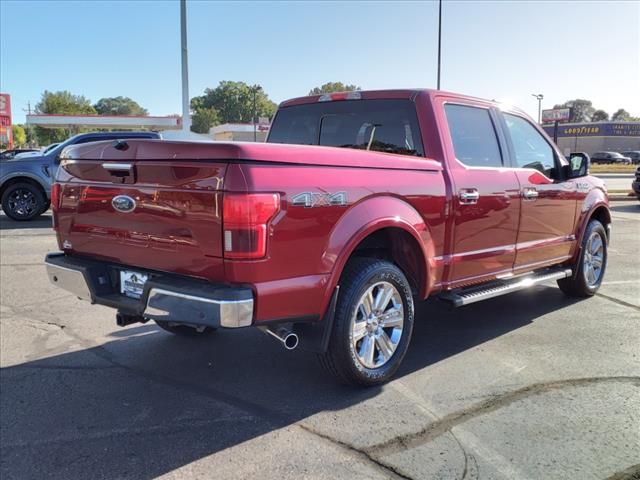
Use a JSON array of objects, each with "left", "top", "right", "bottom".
[
  {"left": 531, "top": 93, "right": 543, "bottom": 124},
  {"left": 437, "top": 0, "right": 442, "bottom": 90},
  {"left": 180, "top": 0, "right": 191, "bottom": 133},
  {"left": 252, "top": 85, "right": 262, "bottom": 142}
]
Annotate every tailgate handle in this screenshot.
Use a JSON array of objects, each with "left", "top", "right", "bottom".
[
  {"left": 103, "top": 163, "right": 134, "bottom": 182},
  {"left": 103, "top": 162, "right": 133, "bottom": 173}
]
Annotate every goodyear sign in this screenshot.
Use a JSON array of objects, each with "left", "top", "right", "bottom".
[{"left": 543, "top": 122, "right": 640, "bottom": 138}]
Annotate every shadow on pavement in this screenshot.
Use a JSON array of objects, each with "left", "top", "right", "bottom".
[
  {"left": 0, "top": 212, "right": 52, "bottom": 230},
  {"left": 610, "top": 203, "right": 639, "bottom": 214},
  {"left": 0, "top": 286, "right": 580, "bottom": 479}
]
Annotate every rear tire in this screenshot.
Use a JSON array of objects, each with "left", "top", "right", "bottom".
[
  {"left": 557, "top": 219, "right": 607, "bottom": 297},
  {"left": 318, "top": 258, "right": 414, "bottom": 387},
  {"left": 155, "top": 321, "right": 217, "bottom": 337},
  {"left": 1, "top": 182, "right": 46, "bottom": 221}
]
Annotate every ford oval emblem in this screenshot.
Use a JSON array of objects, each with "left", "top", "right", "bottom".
[{"left": 111, "top": 195, "right": 136, "bottom": 213}]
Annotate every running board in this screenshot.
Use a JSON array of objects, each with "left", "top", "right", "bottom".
[{"left": 440, "top": 268, "right": 573, "bottom": 307}]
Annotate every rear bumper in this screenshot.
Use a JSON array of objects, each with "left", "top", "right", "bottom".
[{"left": 44, "top": 253, "right": 254, "bottom": 329}]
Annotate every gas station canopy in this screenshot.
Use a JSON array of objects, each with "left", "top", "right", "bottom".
[{"left": 26, "top": 114, "right": 181, "bottom": 130}]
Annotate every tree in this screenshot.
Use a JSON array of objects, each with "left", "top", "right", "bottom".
[
  {"left": 591, "top": 109, "right": 609, "bottom": 122},
  {"left": 94, "top": 96, "right": 148, "bottom": 116},
  {"left": 191, "top": 107, "right": 219, "bottom": 134},
  {"left": 553, "top": 99, "right": 595, "bottom": 123},
  {"left": 308, "top": 82, "right": 360, "bottom": 96},
  {"left": 34, "top": 90, "right": 96, "bottom": 145},
  {"left": 611, "top": 108, "right": 631, "bottom": 121},
  {"left": 11, "top": 125, "right": 27, "bottom": 147},
  {"left": 190, "top": 81, "right": 277, "bottom": 125}
]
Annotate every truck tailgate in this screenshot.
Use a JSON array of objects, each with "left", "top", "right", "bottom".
[{"left": 55, "top": 159, "right": 227, "bottom": 281}]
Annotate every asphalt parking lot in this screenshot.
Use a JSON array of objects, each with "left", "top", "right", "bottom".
[{"left": 1, "top": 204, "right": 638, "bottom": 480}]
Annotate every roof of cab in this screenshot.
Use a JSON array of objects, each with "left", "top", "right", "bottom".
[
  {"left": 278, "top": 88, "right": 529, "bottom": 118},
  {"left": 280, "top": 88, "right": 495, "bottom": 107}
]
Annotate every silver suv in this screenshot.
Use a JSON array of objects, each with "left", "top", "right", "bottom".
[{"left": 0, "top": 131, "right": 160, "bottom": 221}]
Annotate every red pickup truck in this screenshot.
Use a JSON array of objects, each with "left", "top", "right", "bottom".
[{"left": 45, "top": 89, "right": 610, "bottom": 386}]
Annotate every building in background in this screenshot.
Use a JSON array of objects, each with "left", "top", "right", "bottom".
[
  {"left": 210, "top": 122, "right": 270, "bottom": 142},
  {"left": 543, "top": 121, "right": 640, "bottom": 155},
  {"left": 0, "top": 93, "right": 12, "bottom": 148}
]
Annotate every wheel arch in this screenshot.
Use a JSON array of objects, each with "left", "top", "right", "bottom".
[
  {"left": 321, "top": 196, "right": 436, "bottom": 317},
  {"left": 0, "top": 174, "right": 49, "bottom": 200}
]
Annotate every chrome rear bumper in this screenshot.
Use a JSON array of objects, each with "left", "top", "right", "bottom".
[{"left": 45, "top": 253, "right": 254, "bottom": 329}]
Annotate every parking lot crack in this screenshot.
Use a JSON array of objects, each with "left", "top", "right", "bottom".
[
  {"left": 603, "top": 463, "right": 640, "bottom": 480},
  {"left": 363, "top": 376, "right": 640, "bottom": 458},
  {"left": 297, "top": 423, "right": 415, "bottom": 480},
  {"left": 595, "top": 292, "right": 640, "bottom": 311}
]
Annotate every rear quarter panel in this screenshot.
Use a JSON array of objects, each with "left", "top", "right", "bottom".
[{"left": 224, "top": 162, "right": 447, "bottom": 322}]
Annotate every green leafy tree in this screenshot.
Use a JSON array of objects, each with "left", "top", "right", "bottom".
[
  {"left": 11, "top": 125, "right": 27, "bottom": 147},
  {"left": 190, "top": 81, "right": 277, "bottom": 125},
  {"left": 34, "top": 90, "right": 96, "bottom": 144},
  {"left": 553, "top": 99, "right": 595, "bottom": 123},
  {"left": 308, "top": 82, "right": 360, "bottom": 96},
  {"left": 93, "top": 96, "right": 148, "bottom": 116},
  {"left": 611, "top": 108, "right": 631, "bottom": 121},
  {"left": 191, "top": 107, "right": 219, "bottom": 133},
  {"left": 591, "top": 109, "right": 609, "bottom": 122}
]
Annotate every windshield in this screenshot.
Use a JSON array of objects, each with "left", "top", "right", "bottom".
[
  {"left": 43, "top": 143, "right": 60, "bottom": 154},
  {"left": 268, "top": 99, "right": 425, "bottom": 157}
]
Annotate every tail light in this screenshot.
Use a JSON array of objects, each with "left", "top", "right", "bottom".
[
  {"left": 223, "top": 193, "right": 280, "bottom": 259},
  {"left": 50, "top": 183, "right": 60, "bottom": 231},
  {"left": 51, "top": 183, "right": 60, "bottom": 211}
]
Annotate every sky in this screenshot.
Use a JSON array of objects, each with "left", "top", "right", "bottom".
[{"left": 1, "top": 0, "right": 639, "bottom": 124}]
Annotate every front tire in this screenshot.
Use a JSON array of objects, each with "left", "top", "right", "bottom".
[
  {"left": 1, "top": 182, "right": 46, "bottom": 221},
  {"left": 557, "top": 219, "right": 608, "bottom": 297},
  {"left": 319, "top": 258, "right": 414, "bottom": 386},
  {"left": 155, "top": 321, "right": 217, "bottom": 337}
]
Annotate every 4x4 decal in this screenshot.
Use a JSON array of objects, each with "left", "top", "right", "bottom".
[{"left": 291, "top": 191, "right": 348, "bottom": 208}]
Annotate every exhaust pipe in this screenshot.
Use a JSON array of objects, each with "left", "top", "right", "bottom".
[
  {"left": 116, "top": 312, "right": 145, "bottom": 327},
  {"left": 260, "top": 326, "right": 299, "bottom": 350}
]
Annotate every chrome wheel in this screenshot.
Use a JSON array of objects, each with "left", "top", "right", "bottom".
[
  {"left": 583, "top": 231, "right": 604, "bottom": 287},
  {"left": 350, "top": 281, "right": 404, "bottom": 369},
  {"left": 7, "top": 188, "right": 38, "bottom": 218}
]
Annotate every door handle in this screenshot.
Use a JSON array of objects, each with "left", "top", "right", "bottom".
[
  {"left": 459, "top": 189, "right": 480, "bottom": 204},
  {"left": 522, "top": 188, "right": 539, "bottom": 200}
]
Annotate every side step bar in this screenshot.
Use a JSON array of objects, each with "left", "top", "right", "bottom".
[{"left": 440, "top": 268, "right": 572, "bottom": 307}]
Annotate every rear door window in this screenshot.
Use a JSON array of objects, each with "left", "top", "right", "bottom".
[
  {"left": 268, "top": 99, "right": 424, "bottom": 157},
  {"left": 444, "top": 104, "right": 503, "bottom": 168}
]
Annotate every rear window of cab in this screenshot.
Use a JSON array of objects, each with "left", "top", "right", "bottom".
[{"left": 267, "top": 99, "right": 425, "bottom": 157}]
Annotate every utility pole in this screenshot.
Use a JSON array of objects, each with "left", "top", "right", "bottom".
[
  {"left": 437, "top": 0, "right": 442, "bottom": 90},
  {"left": 22, "top": 101, "right": 34, "bottom": 147},
  {"left": 180, "top": 0, "right": 191, "bottom": 133},
  {"left": 252, "top": 85, "right": 262, "bottom": 142},
  {"left": 531, "top": 93, "right": 544, "bottom": 124}
]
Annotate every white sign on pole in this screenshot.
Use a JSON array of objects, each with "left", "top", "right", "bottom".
[{"left": 541, "top": 108, "right": 571, "bottom": 124}]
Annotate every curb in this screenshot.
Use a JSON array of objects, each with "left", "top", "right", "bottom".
[{"left": 609, "top": 195, "right": 638, "bottom": 202}]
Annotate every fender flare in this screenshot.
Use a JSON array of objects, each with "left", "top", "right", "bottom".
[
  {"left": 570, "top": 188, "right": 610, "bottom": 262},
  {"left": 0, "top": 171, "right": 50, "bottom": 198},
  {"left": 319, "top": 195, "right": 436, "bottom": 316}
]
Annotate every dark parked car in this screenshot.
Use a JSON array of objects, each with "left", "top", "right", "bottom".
[
  {"left": 590, "top": 151, "right": 632, "bottom": 165},
  {"left": 621, "top": 151, "right": 640, "bottom": 165},
  {"left": 632, "top": 166, "right": 640, "bottom": 200},
  {"left": 0, "top": 131, "right": 161, "bottom": 221},
  {"left": 0, "top": 148, "right": 39, "bottom": 160}
]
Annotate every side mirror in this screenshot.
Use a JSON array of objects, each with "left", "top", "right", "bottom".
[{"left": 567, "top": 152, "right": 589, "bottom": 179}]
